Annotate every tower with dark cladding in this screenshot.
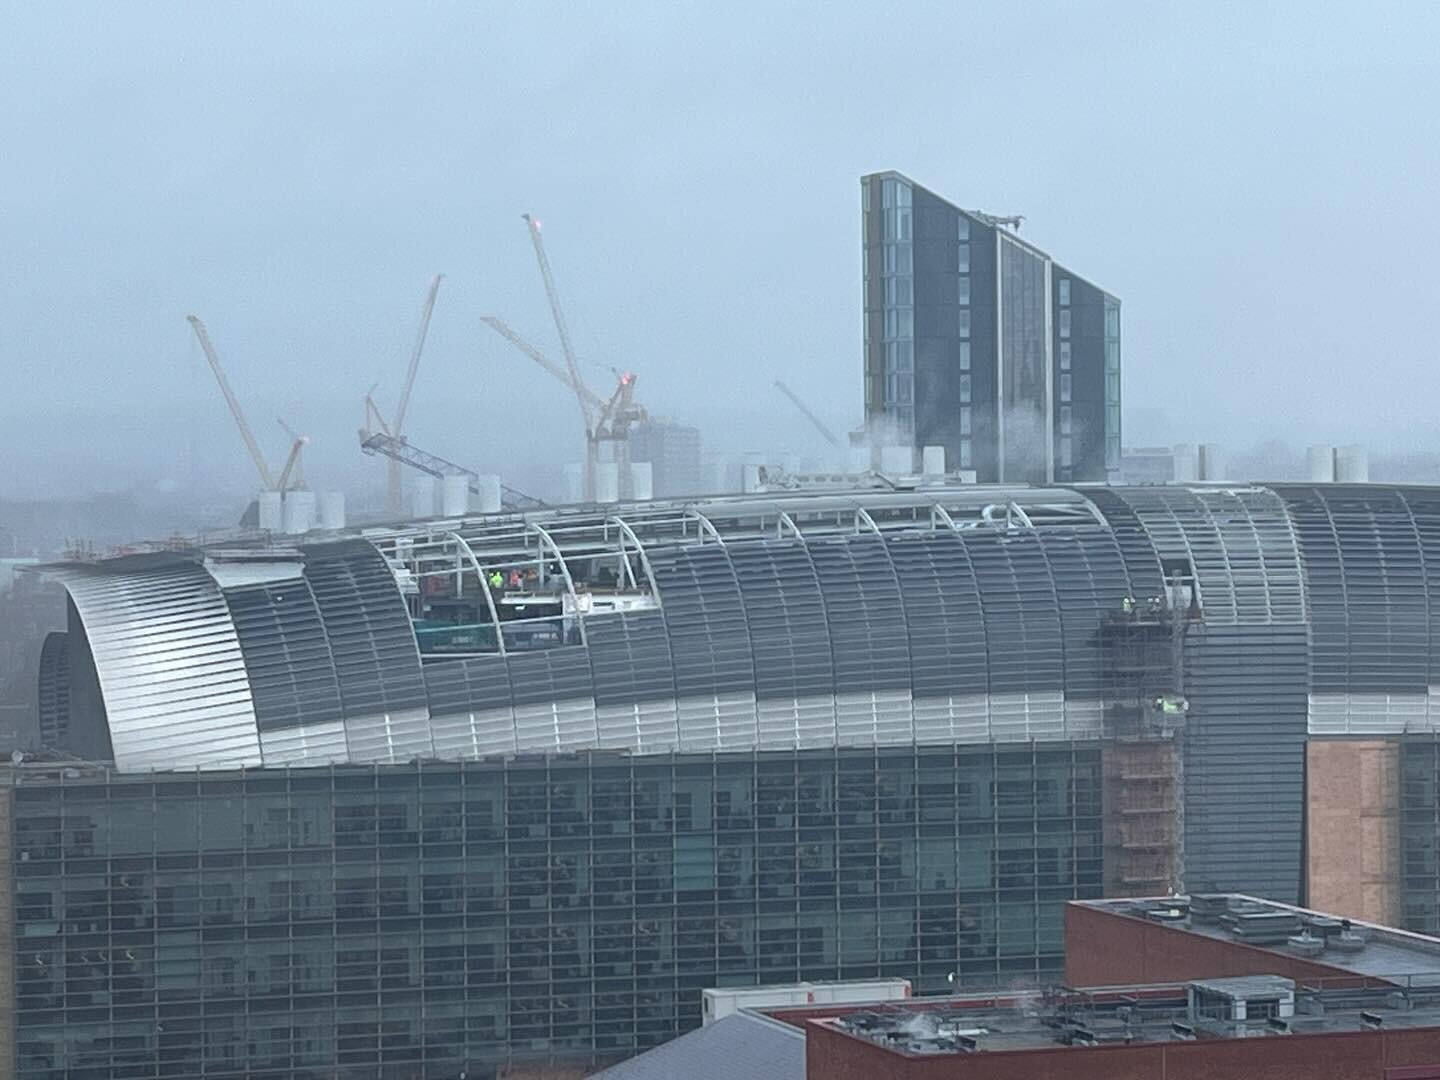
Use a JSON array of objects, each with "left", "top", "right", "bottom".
[{"left": 861, "top": 171, "right": 1119, "bottom": 483}]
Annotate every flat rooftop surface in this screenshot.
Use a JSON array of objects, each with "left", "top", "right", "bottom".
[
  {"left": 824, "top": 980, "right": 1440, "bottom": 1057},
  {"left": 1076, "top": 894, "right": 1440, "bottom": 985}
]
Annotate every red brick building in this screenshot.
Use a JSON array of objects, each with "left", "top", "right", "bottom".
[
  {"left": 805, "top": 1019, "right": 1440, "bottom": 1080},
  {"left": 600, "top": 894, "right": 1440, "bottom": 1080},
  {"left": 794, "top": 895, "right": 1440, "bottom": 1079}
]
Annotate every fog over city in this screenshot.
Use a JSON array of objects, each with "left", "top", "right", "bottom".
[
  {"left": 12, "top": 9, "right": 1440, "bottom": 1077},
  {"left": 3, "top": 3, "right": 1438, "bottom": 512}
]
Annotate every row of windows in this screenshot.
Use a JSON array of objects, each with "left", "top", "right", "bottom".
[
  {"left": 880, "top": 177, "right": 912, "bottom": 208},
  {"left": 1103, "top": 298, "right": 1122, "bottom": 470},
  {"left": 1400, "top": 741, "right": 1440, "bottom": 935},
  {"left": 883, "top": 206, "right": 913, "bottom": 244}
]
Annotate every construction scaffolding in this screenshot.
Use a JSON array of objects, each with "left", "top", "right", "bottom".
[{"left": 1099, "top": 585, "right": 1194, "bottom": 897}]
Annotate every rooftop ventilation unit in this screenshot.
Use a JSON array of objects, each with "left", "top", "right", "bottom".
[
  {"left": 1222, "top": 908, "right": 1303, "bottom": 945},
  {"left": 1188, "top": 893, "right": 1230, "bottom": 925},
  {"left": 1287, "top": 929, "right": 1325, "bottom": 957},
  {"left": 1188, "top": 976, "right": 1296, "bottom": 1033}
]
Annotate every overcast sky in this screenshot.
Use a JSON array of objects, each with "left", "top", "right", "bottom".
[{"left": 3, "top": 3, "right": 1438, "bottom": 500}]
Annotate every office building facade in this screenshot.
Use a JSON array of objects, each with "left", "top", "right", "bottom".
[
  {"left": 861, "top": 171, "right": 1120, "bottom": 483},
  {"left": 7, "top": 744, "right": 1102, "bottom": 1077},
  {"left": 31, "top": 481, "right": 1440, "bottom": 1071},
  {"left": 627, "top": 420, "right": 702, "bottom": 498}
]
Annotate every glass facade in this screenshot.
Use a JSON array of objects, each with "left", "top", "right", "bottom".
[
  {"left": 998, "top": 236, "right": 1051, "bottom": 484},
  {"left": 879, "top": 176, "right": 915, "bottom": 434},
  {"left": 1104, "top": 297, "right": 1122, "bottom": 473},
  {"left": 1051, "top": 267, "right": 1117, "bottom": 484},
  {"left": 10, "top": 745, "right": 1104, "bottom": 1077},
  {"left": 1401, "top": 737, "right": 1440, "bottom": 933}
]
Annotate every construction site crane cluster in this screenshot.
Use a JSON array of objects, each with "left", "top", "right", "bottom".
[{"left": 192, "top": 209, "right": 839, "bottom": 526}]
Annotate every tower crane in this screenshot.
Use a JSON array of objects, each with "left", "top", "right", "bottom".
[
  {"left": 360, "top": 431, "right": 546, "bottom": 511},
  {"left": 276, "top": 418, "right": 309, "bottom": 491},
  {"left": 483, "top": 214, "right": 644, "bottom": 502},
  {"left": 187, "top": 315, "right": 304, "bottom": 493},
  {"left": 774, "top": 380, "right": 841, "bottom": 449},
  {"left": 481, "top": 315, "right": 644, "bottom": 502},
  {"left": 359, "top": 275, "right": 444, "bottom": 514},
  {"left": 187, "top": 315, "right": 274, "bottom": 491}
]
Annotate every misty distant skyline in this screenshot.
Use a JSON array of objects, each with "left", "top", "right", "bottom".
[{"left": 3, "top": 3, "right": 1439, "bottom": 500}]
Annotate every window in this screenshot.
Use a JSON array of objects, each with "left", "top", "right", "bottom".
[
  {"left": 1060, "top": 406, "right": 1073, "bottom": 436},
  {"left": 959, "top": 373, "right": 971, "bottom": 403},
  {"left": 1106, "top": 340, "right": 1120, "bottom": 372},
  {"left": 897, "top": 206, "right": 912, "bottom": 242},
  {"left": 1106, "top": 371, "right": 1120, "bottom": 402},
  {"left": 959, "top": 438, "right": 972, "bottom": 468},
  {"left": 1105, "top": 304, "right": 1120, "bottom": 337},
  {"left": 1058, "top": 278, "right": 1071, "bottom": 306},
  {"left": 958, "top": 342, "right": 971, "bottom": 371},
  {"left": 882, "top": 178, "right": 895, "bottom": 208},
  {"left": 957, "top": 215, "right": 969, "bottom": 240},
  {"left": 1059, "top": 373, "right": 1072, "bottom": 403},
  {"left": 957, "top": 275, "right": 970, "bottom": 305},
  {"left": 960, "top": 407, "right": 972, "bottom": 436},
  {"left": 1059, "top": 341, "right": 1071, "bottom": 371},
  {"left": 1060, "top": 436, "right": 1073, "bottom": 467},
  {"left": 958, "top": 309, "right": 970, "bottom": 338},
  {"left": 896, "top": 181, "right": 912, "bottom": 207},
  {"left": 957, "top": 243, "right": 970, "bottom": 273},
  {"left": 1059, "top": 309, "right": 1071, "bottom": 338}
]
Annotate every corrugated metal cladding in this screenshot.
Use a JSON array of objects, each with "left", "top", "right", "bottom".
[
  {"left": 42, "top": 481, "right": 1440, "bottom": 903},
  {"left": 52, "top": 561, "right": 262, "bottom": 771},
  {"left": 1087, "top": 487, "right": 1309, "bottom": 905},
  {"left": 1272, "top": 485, "right": 1440, "bottom": 736},
  {"left": 37, "top": 631, "right": 70, "bottom": 747}
]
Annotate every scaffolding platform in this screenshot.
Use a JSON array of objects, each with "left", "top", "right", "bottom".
[{"left": 1100, "top": 597, "right": 1188, "bottom": 898}]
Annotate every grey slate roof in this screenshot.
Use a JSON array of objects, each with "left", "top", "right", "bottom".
[{"left": 589, "top": 1011, "right": 805, "bottom": 1080}]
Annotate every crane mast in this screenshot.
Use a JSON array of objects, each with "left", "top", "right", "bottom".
[
  {"left": 358, "top": 276, "right": 444, "bottom": 515},
  {"left": 276, "top": 418, "right": 309, "bottom": 491},
  {"left": 521, "top": 214, "right": 593, "bottom": 432},
  {"left": 393, "top": 274, "right": 443, "bottom": 436},
  {"left": 774, "top": 380, "right": 841, "bottom": 448},
  {"left": 480, "top": 316, "right": 606, "bottom": 413},
  {"left": 521, "top": 213, "right": 606, "bottom": 500},
  {"left": 187, "top": 315, "right": 275, "bottom": 490}
]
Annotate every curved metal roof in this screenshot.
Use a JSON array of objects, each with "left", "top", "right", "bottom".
[{"left": 38, "top": 483, "right": 1440, "bottom": 772}]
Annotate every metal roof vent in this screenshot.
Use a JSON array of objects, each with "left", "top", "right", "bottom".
[{"left": 1331, "top": 927, "right": 1370, "bottom": 953}]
